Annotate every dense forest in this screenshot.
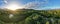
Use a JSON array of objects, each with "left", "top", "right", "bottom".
[{"left": 0, "top": 9, "right": 60, "bottom": 24}]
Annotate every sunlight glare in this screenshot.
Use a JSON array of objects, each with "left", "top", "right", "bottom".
[{"left": 6, "top": 4, "right": 23, "bottom": 10}]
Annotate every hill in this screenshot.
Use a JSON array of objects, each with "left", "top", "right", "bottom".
[{"left": 0, "top": 9, "right": 60, "bottom": 24}]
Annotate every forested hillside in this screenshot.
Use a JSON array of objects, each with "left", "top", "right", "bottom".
[{"left": 0, "top": 9, "right": 60, "bottom": 24}]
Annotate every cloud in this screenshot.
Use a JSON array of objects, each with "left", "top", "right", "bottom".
[
  {"left": 24, "top": 0, "right": 48, "bottom": 9},
  {"left": 4, "top": 0, "right": 8, "bottom": 4}
]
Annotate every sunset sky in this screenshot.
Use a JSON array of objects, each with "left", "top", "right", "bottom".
[{"left": 0, "top": 0, "right": 60, "bottom": 10}]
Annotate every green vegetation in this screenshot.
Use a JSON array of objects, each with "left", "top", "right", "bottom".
[{"left": 0, "top": 9, "right": 60, "bottom": 24}]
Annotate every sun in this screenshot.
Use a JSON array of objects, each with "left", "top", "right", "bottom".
[
  {"left": 6, "top": 4, "right": 22, "bottom": 10},
  {"left": 6, "top": 4, "right": 20, "bottom": 10}
]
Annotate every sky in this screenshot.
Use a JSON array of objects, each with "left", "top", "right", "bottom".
[{"left": 0, "top": 0, "right": 60, "bottom": 10}]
